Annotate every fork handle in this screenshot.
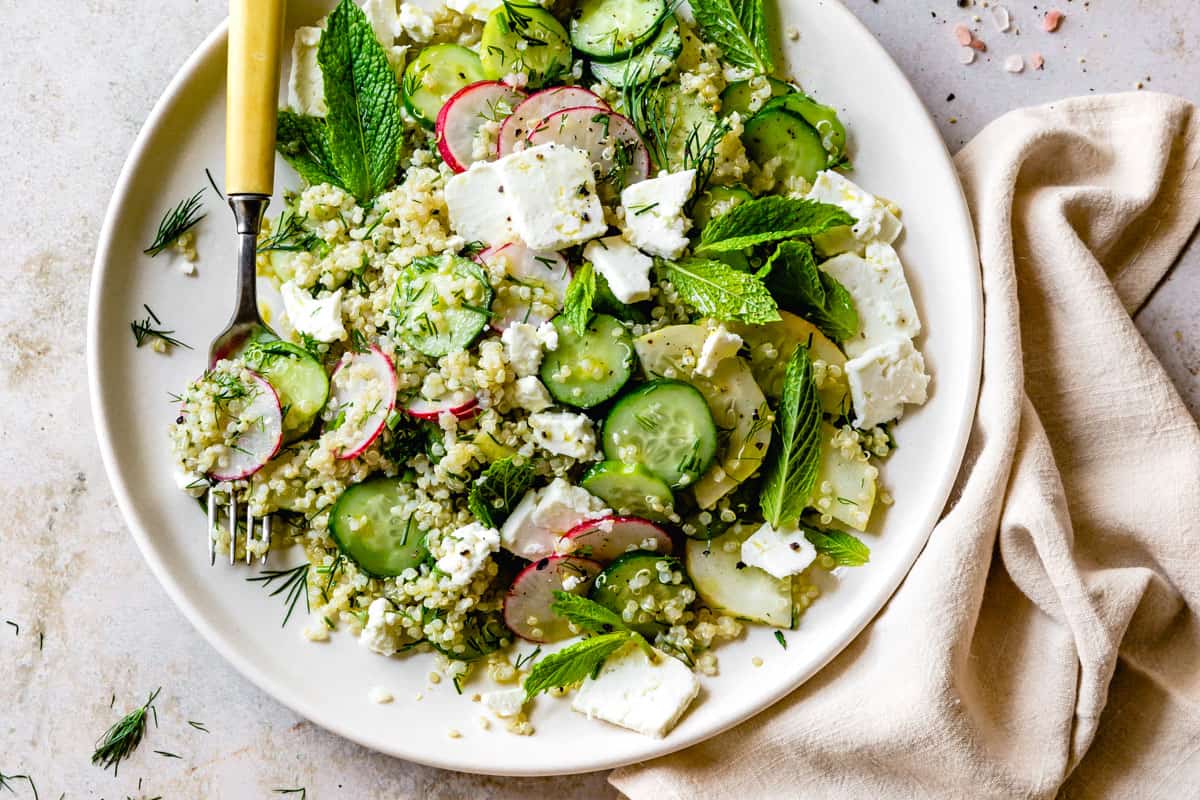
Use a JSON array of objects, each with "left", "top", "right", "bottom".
[{"left": 226, "top": 0, "right": 286, "bottom": 197}]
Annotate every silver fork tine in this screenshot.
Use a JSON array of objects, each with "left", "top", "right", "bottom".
[
  {"left": 229, "top": 490, "right": 238, "bottom": 566},
  {"left": 207, "top": 490, "right": 217, "bottom": 566},
  {"left": 246, "top": 503, "right": 254, "bottom": 565},
  {"left": 261, "top": 514, "right": 270, "bottom": 565}
]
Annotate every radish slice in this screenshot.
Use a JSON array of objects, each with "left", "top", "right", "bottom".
[
  {"left": 404, "top": 389, "right": 480, "bottom": 421},
  {"left": 477, "top": 242, "right": 570, "bottom": 330},
  {"left": 497, "top": 87, "right": 611, "bottom": 157},
  {"left": 209, "top": 371, "right": 283, "bottom": 482},
  {"left": 558, "top": 516, "right": 673, "bottom": 563},
  {"left": 437, "top": 81, "right": 526, "bottom": 173},
  {"left": 526, "top": 106, "right": 651, "bottom": 192},
  {"left": 504, "top": 555, "right": 603, "bottom": 642},
  {"left": 326, "top": 346, "right": 398, "bottom": 460}
]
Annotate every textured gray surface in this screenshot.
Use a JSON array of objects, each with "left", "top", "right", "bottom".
[{"left": 0, "top": 1, "right": 1195, "bottom": 797}]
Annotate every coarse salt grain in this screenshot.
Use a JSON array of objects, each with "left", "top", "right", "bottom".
[
  {"left": 1004, "top": 54, "right": 1025, "bottom": 73},
  {"left": 958, "top": 47, "right": 977, "bottom": 65},
  {"left": 1043, "top": 10, "right": 1064, "bottom": 32},
  {"left": 990, "top": 5, "right": 1011, "bottom": 32}
]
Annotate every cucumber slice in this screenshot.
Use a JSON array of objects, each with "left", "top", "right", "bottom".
[
  {"left": 720, "top": 76, "right": 793, "bottom": 118},
  {"left": 239, "top": 337, "right": 329, "bottom": 443},
  {"left": 731, "top": 311, "right": 849, "bottom": 415},
  {"left": 571, "top": 0, "right": 666, "bottom": 61},
  {"left": 690, "top": 184, "right": 753, "bottom": 235},
  {"left": 809, "top": 421, "right": 877, "bottom": 531},
  {"left": 591, "top": 551, "right": 695, "bottom": 637},
  {"left": 602, "top": 380, "right": 718, "bottom": 488},
  {"left": 658, "top": 83, "right": 722, "bottom": 173},
  {"left": 433, "top": 610, "right": 510, "bottom": 661},
  {"left": 589, "top": 15, "right": 681, "bottom": 88},
  {"left": 539, "top": 313, "right": 635, "bottom": 409},
  {"left": 743, "top": 107, "right": 828, "bottom": 187},
  {"left": 763, "top": 94, "right": 848, "bottom": 167},
  {"left": 581, "top": 460, "right": 674, "bottom": 522},
  {"left": 329, "top": 478, "right": 428, "bottom": 577},
  {"left": 480, "top": 3, "right": 573, "bottom": 88},
  {"left": 686, "top": 526, "right": 793, "bottom": 627},
  {"left": 392, "top": 254, "right": 493, "bottom": 358},
  {"left": 402, "top": 44, "right": 486, "bottom": 129}
]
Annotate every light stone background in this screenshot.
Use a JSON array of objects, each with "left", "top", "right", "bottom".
[{"left": 1, "top": 1, "right": 1197, "bottom": 798}]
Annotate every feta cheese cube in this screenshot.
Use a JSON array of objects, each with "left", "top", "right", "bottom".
[
  {"left": 696, "top": 324, "right": 743, "bottom": 378},
  {"left": 397, "top": 1, "right": 435, "bottom": 41},
  {"left": 362, "top": 0, "right": 400, "bottom": 43},
  {"left": 529, "top": 411, "right": 597, "bottom": 460},
  {"left": 571, "top": 641, "right": 700, "bottom": 738},
  {"left": 501, "top": 322, "right": 544, "bottom": 377},
  {"left": 287, "top": 27, "right": 327, "bottom": 116},
  {"left": 434, "top": 522, "right": 500, "bottom": 587},
  {"left": 741, "top": 521, "right": 818, "bottom": 580},
  {"left": 497, "top": 143, "right": 607, "bottom": 250},
  {"left": 535, "top": 320, "right": 559, "bottom": 351},
  {"left": 482, "top": 688, "right": 527, "bottom": 718},
  {"left": 444, "top": 160, "right": 517, "bottom": 246},
  {"left": 281, "top": 281, "right": 346, "bottom": 342},
  {"left": 513, "top": 375, "right": 553, "bottom": 412},
  {"left": 499, "top": 490, "right": 560, "bottom": 559},
  {"left": 361, "top": 597, "right": 400, "bottom": 656},
  {"left": 531, "top": 478, "right": 608, "bottom": 533},
  {"left": 584, "top": 236, "right": 653, "bottom": 304},
  {"left": 620, "top": 170, "right": 696, "bottom": 259},
  {"left": 845, "top": 337, "right": 930, "bottom": 428},
  {"left": 806, "top": 170, "right": 902, "bottom": 252},
  {"left": 819, "top": 243, "right": 920, "bottom": 357}
]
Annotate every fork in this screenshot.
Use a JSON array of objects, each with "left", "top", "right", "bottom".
[{"left": 206, "top": 0, "right": 286, "bottom": 566}]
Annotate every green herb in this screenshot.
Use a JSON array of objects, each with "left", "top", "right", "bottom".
[
  {"left": 154, "top": 750, "right": 181, "bottom": 759},
  {"left": 774, "top": 630, "right": 788, "bottom": 649},
  {"left": 761, "top": 241, "right": 858, "bottom": 341},
  {"left": 317, "top": 0, "right": 405, "bottom": 203},
  {"left": 523, "top": 631, "right": 636, "bottom": 700},
  {"left": 276, "top": 110, "right": 342, "bottom": 188},
  {"left": 257, "top": 210, "right": 322, "bottom": 253},
  {"left": 274, "top": 789, "right": 306, "bottom": 800},
  {"left": 131, "top": 305, "right": 192, "bottom": 350},
  {"left": 760, "top": 346, "right": 822, "bottom": 528},
  {"left": 144, "top": 189, "right": 205, "bottom": 257},
  {"left": 0, "top": 772, "right": 37, "bottom": 800},
  {"left": 561, "top": 261, "right": 597, "bottom": 334},
  {"left": 656, "top": 257, "right": 780, "bottom": 324},
  {"left": 689, "top": 0, "right": 773, "bottom": 74},
  {"left": 5, "top": 620, "right": 17, "bottom": 636},
  {"left": 513, "top": 646, "right": 542, "bottom": 671},
  {"left": 468, "top": 456, "right": 535, "bottom": 528},
  {"left": 91, "top": 688, "right": 160, "bottom": 775},
  {"left": 549, "top": 591, "right": 629, "bottom": 635},
  {"left": 187, "top": 720, "right": 209, "bottom": 733},
  {"left": 804, "top": 526, "right": 870, "bottom": 567},
  {"left": 246, "top": 562, "right": 311, "bottom": 627},
  {"left": 205, "top": 167, "right": 224, "bottom": 200},
  {"left": 696, "top": 197, "right": 854, "bottom": 254}
]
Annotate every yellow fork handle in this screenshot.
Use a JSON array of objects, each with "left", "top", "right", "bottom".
[{"left": 226, "top": 0, "right": 286, "bottom": 196}]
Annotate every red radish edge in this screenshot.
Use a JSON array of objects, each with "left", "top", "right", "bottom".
[
  {"left": 496, "top": 86, "right": 612, "bottom": 158},
  {"left": 209, "top": 371, "right": 284, "bottom": 481},
  {"left": 404, "top": 389, "right": 480, "bottom": 421},
  {"left": 525, "top": 105, "right": 652, "bottom": 185},
  {"left": 504, "top": 555, "right": 604, "bottom": 642},
  {"left": 437, "top": 81, "right": 526, "bottom": 173},
  {"left": 559, "top": 516, "right": 674, "bottom": 563},
  {"left": 330, "top": 345, "right": 398, "bottom": 460}
]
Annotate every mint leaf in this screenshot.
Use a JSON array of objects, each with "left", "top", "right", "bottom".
[
  {"left": 550, "top": 591, "right": 631, "bottom": 635},
  {"left": 318, "top": 0, "right": 404, "bottom": 203},
  {"left": 468, "top": 456, "right": 535, "bottom": 528},
  {"left": 762, "top": 241, "right": 859, "bottom": 342},
  {"left": 658, "top": 257, "right": 780, "bottom": 324},
  {"left": 562, "top": 261, "right": 597, "bottom": 334},
  {"left": 804, "top": 526, "right": 871, "bottom": 567},
  {"left": 523, "top": 631, "right": 635, "bottom": 699},
  {"left": 690, "top": 0, "right": 773, "bottom": 75},
  {"left": 760, "top": 345, "right": 822, "bottom": 528},
  {"left": 696, "top": 197, "right": 855, "bottom": 254},
  {"left": 276, "top": 111, "right": 341, "bottom": 188}
]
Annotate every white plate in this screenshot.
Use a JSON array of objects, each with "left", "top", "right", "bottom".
[{"left": 88, "top": 0, "right": 981, "bottom": 776}]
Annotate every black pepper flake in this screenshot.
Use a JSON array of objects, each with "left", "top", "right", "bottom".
[
  {"left": 947, "top": 93, "right": 956, "bottom": 102},
  {"left": 735, "top": 561, "right": 747, "bottom": 570},
  {"left": 789, "top": 542, "right": 801, "bottom": 551},
  {"left": 535, "top": 558, "right": 549, "bottom": 571}
]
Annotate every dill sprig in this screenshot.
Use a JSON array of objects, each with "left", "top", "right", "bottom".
[
  {"left": 187, "top": 720, "right": 209, "bottom": 733},
  {"left": 144, "top": 189, "right": 206, "bottom": 257},
  {"left": 91, "top": 688, "right": 161, "bottom": 775},
  {"left": 274, "top": 788, "right": 307, "bottom": 799},
  {"left": 131, "top": 305, "right": 192, "bottom": 350},
  {"left": 0, "top": 771, "right": 37, "bottom": 800},
  {"left": 247, "top": 562, "right": 311, "bottom": 627},
  {"left": 257, "top": 210, "right": 322, "bottom": 253}
]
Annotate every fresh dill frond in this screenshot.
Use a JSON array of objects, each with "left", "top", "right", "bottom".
[
  {"left": 130, "top": 305, "right": 192, "bottom": 350},
  {"left": 187, "top": 720, "right": 209, "bottom": 733},
  {"left": 257, "top": 210, "right": 322, "bottom": 253},
  {"left": 0, "top": 771, "right": 37, "bottom": 800},
  {"left": 205, "top": 167, "right": 224, "bottom": 200},
  {"left": 274, "top": 788, "right": 307, "bottom": 800},
  {"left": 513, "top": 646, "right": 541, "bottom": 671},
  {"left": 91, "top": 687, "right": 161, "bottom": 775},
  {"left": 5, "top": 620, "right": 17, "bottom": 636},
  {"left": 144, "top": 189, "right": 206, "bottom": 257},
  {"left": 247, "top": 563, "right": 311, "bottom": 627},
  {"left": 154, "top": 750, "right": 182, "bottom": 759}
]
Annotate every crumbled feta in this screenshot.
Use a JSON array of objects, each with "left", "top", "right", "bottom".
[
  {"left": 281, "top": 281, "right": 346, "bottom": 342},
  {"left": 360, "top": 597, "right": 400, "bottom": 656},
  {"left": 369, "top": 686, "right": 395, "bottom": 704},
  {"left": 531, "top": 478, "right": 608, "bottom": 533},
  {"left": 501, "top": 322, "right": 544, "bottom": 377},
  {"left": 806, "top": 170, "right": 902, "bottom": 253},
  {"left": 434, "top": 522, "right": 500, "bottom": 587},
  {"left": 446, "top": 0, "right": 503, "bottom": 21},
  {"left": 535, "top": 320, "right": 558, "bottom": 351},
  {"left": 496, "top": 143, "right": 607, "bottom": 250},
  {"left": 696, "top": 324, "right": 743, "bottom": 378},
  {"left": 529, "top": 411, "right": 597, "bottom": 459},
  {"left": 845, "top": 337, "right": 930, "bottom": 428},
  {"left": 361, "top": 0, "right": 400, "bottom": 43},
  {"left": 620, "top": 169, "right": 696, "bottom": 259},
  {"left": 500, "top": 490, "right": 560, "bottom": 559},
  {"left": 444, "top": 161, "right": 517, "bottom": 246},
  {"left": 513, "top": 375, "right": 553, "bottom": 412},
  {"left": 287, "top": 27, "right": 326, "bottom": 116},
  {"left": 741, "top": 521, "right": 818, "bottom": 580},
  {"left": 482, "top": 688, "right": 526, "bottom": 718},
  {"left": 819, "top": 243, "right": 920, "bottom": 358},
  {"left": 571, "top": 641, "right": 699, "bottom": 737},
  {"left": 584, "top": 236, "right": 653, "bottom": 304},
  {"left": 397, "top": 2, "right": 435, "bottom": 41}
]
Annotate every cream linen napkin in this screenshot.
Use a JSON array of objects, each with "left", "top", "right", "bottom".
[{"left": 611, "top": 92, "right": 1200, "bottom": 799}]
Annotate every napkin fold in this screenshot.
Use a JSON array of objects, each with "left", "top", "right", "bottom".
[{"left": 611, "top": 92, "right": 1200, "bottom": 799}]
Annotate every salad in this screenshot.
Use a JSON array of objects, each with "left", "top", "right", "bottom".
[{"left": 168, "top": 0, "right": 930, "bottom": 739}]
